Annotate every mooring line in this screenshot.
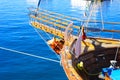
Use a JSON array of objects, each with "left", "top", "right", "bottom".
[{"left": 0, "top": 46, "right": 59, "bottom": 63}]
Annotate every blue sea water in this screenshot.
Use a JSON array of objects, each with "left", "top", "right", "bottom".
[{"left": 0, "top": 0, "right": 120, "bottom": 80}]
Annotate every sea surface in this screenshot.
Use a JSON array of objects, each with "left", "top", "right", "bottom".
[{"left": 0, "top": 0, "right": 120, "bottom": 80}]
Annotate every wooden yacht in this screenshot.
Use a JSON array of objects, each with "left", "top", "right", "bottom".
[{"left": 28, "top": 0, "right": 120, "bottom": 80}]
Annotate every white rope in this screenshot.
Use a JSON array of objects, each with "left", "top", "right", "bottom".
[
  {"left": 83, "top": 1, "right": 96, "bottom": 32},
  {"left": 100, "top": 2, "right": 104, "bottom": 30},
  {"left": 0, "top": 46, "right": 59, "bottom": 63},
  {"left": 33, "top": 27, "right": 60, "bottom": 60}
]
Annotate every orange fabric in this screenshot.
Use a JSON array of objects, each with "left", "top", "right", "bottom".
[
  {"left": 105, "top": 73, "right": 111, "bottom": 80},
  {"left": 49, "top": 39, "right": 64, "bottom": 55}
]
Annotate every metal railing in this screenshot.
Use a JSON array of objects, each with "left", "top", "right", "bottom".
[{"left": 29, "top": 8, "right": 120, "bottom": 40}]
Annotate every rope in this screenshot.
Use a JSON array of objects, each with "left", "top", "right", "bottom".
[
  {"left": 33, "top": 27, "right": 60, "bottom": 60},
  {"left": 100, "top": 2, "right": 104, "bottom": 30},
  {"left": 37, "top": 0, "right": 41, "bottom": 8},
  {"left": 0, "top": 46, "right": 59, "bottom": 63},
  {"left": 31, "top": 17, "right": 68, "bottom": 59},
  {"left": 43, "top": 0, "right": 62, "bottom": 59},
  {"left": 83, "top": 1, "right": 96, "bottom": 32},
  {"left": 114, "top": 46, "right": 120, "bottom": 61},
  {"left": 83, "top": 1, "right": 104, "bottom": 38}
]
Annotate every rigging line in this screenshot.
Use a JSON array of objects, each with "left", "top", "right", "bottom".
[
  {"left": 33, "top": 28, "right": 60, "bottom": 60},
  {"left": 0, "top": 46, "right": 59, "bottom": 63},
  {"left": 38, "top": 29, "right": 61, "bottom": 60},
  {"left": 114, "top": 45, "right": 120, "bottom": 61},
  {"left": 37, "top": 0, "right": 42, "bottom": 8},
  {"left": 33, "top": 21, "right": 67, "bottom": 59},
  {"left": 83, "top": 1, "right": 96, "bottom": 32},
  {"left": 100, "top": 2, "right": 104, "bottom": 30}
]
